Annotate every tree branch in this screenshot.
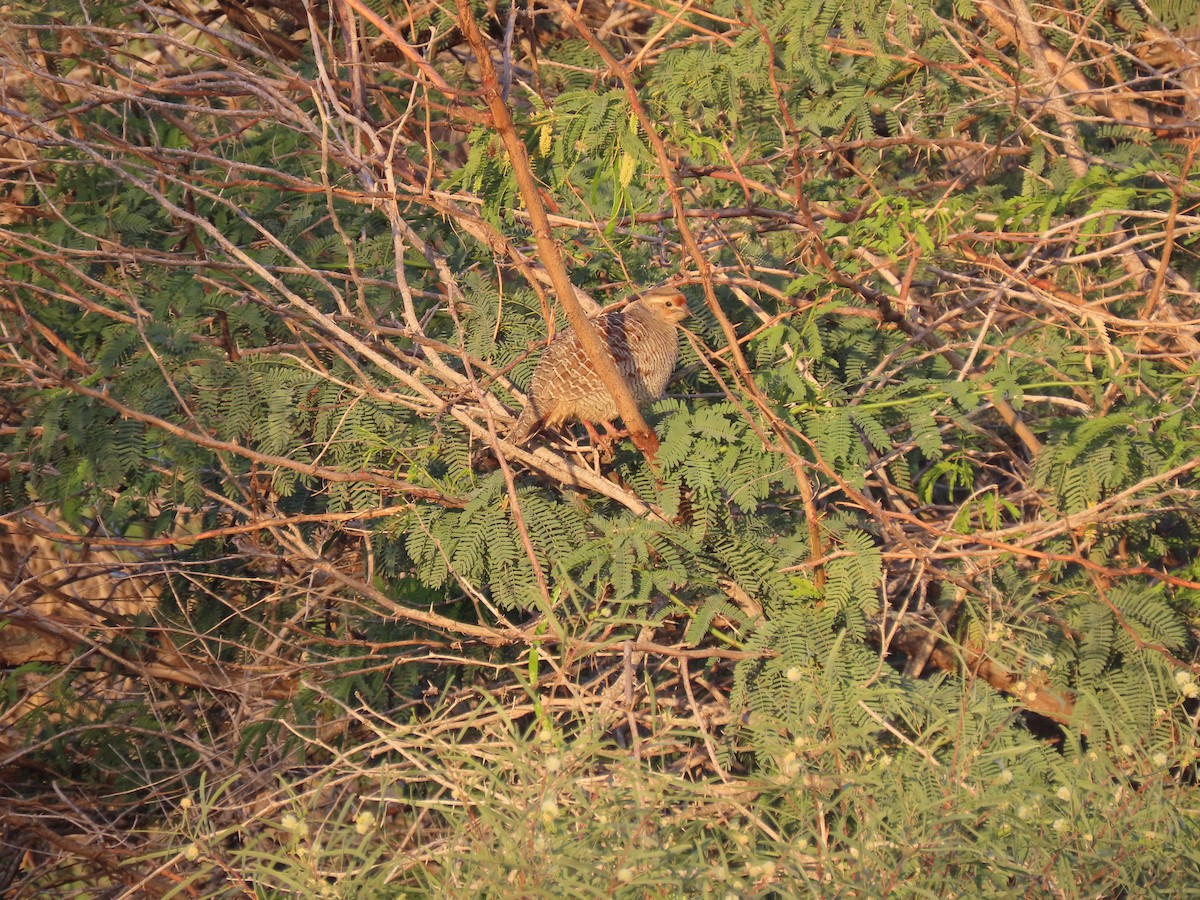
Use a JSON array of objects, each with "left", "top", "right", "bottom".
[{"left": 453, "top": 0, "right": 661, "bottom": 460}]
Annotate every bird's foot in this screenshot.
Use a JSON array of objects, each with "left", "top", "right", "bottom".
[{"left": 582, "top": 420, "right": 617, "bottom": 462}]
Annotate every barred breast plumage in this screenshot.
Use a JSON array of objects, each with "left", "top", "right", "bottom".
[{"left": 508, "top": 286, "right": 690, "bottom": 446}]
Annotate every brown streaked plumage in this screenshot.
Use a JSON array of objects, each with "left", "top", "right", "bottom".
[{"left": 508, "top": 286, "right": 690, "bottom": 446}]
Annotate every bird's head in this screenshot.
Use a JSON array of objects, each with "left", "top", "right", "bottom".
[{"left": 637, "top": 286, "right": 690, "bottom": 324}]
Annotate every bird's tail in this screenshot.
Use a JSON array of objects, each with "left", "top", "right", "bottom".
[{"left": 507, "top": 403, "right": 542, "bottom": 446}]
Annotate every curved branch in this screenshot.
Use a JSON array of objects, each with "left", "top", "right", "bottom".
[{"left": 453, "top": 0, "right": 661, "bottom": 460}]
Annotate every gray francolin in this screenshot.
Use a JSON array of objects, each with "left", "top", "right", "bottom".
[{"left": 508, "top": 286, "right": 690, "bottom": 446}]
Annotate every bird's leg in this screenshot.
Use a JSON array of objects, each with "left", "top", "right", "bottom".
[
  {"left": 598, "top": 420, "right": 627, "bottom": 461},
  {"left": 601, "top": 421, "right": 633, "bottom": 459},
  {"left": 582, "top": 420, "right": 618, "bottom": 462},
  {"left": 601, "top": 420, "right": 626, "bottom": 441}
]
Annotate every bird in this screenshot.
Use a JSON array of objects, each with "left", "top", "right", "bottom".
[{"left": 507, "top": 286, "right": 690, "bottom": 448}]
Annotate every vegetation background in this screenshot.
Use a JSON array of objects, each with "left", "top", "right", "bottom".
[{"left": 2, "top": 0, "right": 1200, "bottom": 895}]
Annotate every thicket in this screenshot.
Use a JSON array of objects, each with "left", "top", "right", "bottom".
[{"left": 2, "top": 0, "right": 1200, "bottom": 895}]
